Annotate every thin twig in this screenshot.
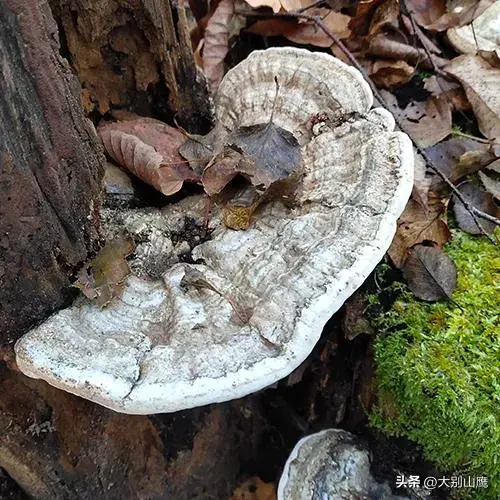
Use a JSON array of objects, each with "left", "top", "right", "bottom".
[
  {"left": 236, "top": 8, "right": 498, "bottom": 241},
  {"left": 451, "top": 129, "right": 493, "bottom": 144},
  {"left": 472, "top": 208, "right": 500, "bottom": 226},
  {"left": 297, "top": 0, "right": 326, "bottom": 13}
]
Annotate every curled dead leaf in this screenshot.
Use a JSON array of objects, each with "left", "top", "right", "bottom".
[
  {"left": 402, "top": 244, "right": 457, "bottom": 301},
  {"left": 349, "top": 0, "right": 385, "bottom": 36},
  {"left": 369, "top": 60, "right": 414, "bottom": 88},
  {"left": 98, "top": 118, "right": 197, "bottom": 196},
  {"left": 367, "top": 35, "right": 449, "bottom": 70},
  {"left": 202, "top": 119, "right": 301, "bottom": 204},
  {"left": 446, "top": 54, "right": 500, "bottom": 141},
  {"left": 368, "top": 0, "right": 400, "bottom": 35}
]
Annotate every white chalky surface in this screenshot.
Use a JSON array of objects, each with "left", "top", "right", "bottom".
[{"left": 15, "top": 48, "right": 413, "bottom": 414}]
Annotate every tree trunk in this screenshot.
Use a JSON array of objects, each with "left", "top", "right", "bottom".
[
  {"left": 0, "top": 364, "right": 265, "bottom": 500},
  {"left": 0, "top": 0, "right": 104, "bottom": 345},
  {"left": 49, "top": 0, "right": 213, "bottom": 132},
  {"left": 0, "top": 2, "right": 261, "bottom": 499}
]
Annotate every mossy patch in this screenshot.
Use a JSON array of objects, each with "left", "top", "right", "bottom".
[{"left": 370, "top": 230, "right": 499, "bottom": 498}]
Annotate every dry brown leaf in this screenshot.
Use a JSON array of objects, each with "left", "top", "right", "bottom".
[
  {"left": 404, "top": 0, "right": 446, "bottom": 28},
  {"left": 74, "top": 236, "right": 135, "bottom": 308},
  {"left": 452, "top": 181, "right": 500, "bottom": 234},
  {"left": 367, "top": 35, "right": 449, "bottom": 69},
  {"left": 407, "top": 0, "right": 494, "bottom": 31},
  {"left": 401, "top": 15, "right": 442, "bottom": 54},
  {"left": 248, "top": 10, "right": 351, "bottom": 47},
  {"left": 280, "top": 0, "right": 311, "bottom": 10},
  {"left": 446, "top": 55, "right": 500, "bottom": 141},
  {"left": 455, "top": 147, "right": 499, "bottom": 177},
  {"left": 203, "top": 121, "right": 301, "bottom": 195},
  {"left": 423, "top": 75, "right": 470, "bottom": 112},
  {"left": 402, "top": 244, "right": 457, "bottom": 301},
  {"left": 369, "top": 59, "right": 414, "bottom": 88},
  {"left": 230, "top": 476, "right": 276, "bottom": 500},
  {"left": 479, "top": 170, "right": 500, "bottom": 200},
  {"left": 381, "top": 91, "right": 452, "bottom": 147},
  {"left": 286, "top": 9, "right": 351, "bottom": 46},
  {"left": 244, "top": 0, "right": 281, "bottom": 12},
  {"left": 368, "top": 0, "right": 400, "bottom": 35},
  {"left": 424, "top": 137, "right": 490, "bottom": 190},
  {"left": 349, "top": 0, "right": 385, "bottom": 36},
  {"left": 203, "top": 0, "right": 235, "bottom": 91},
  {"left": 388, "top": 196, "right": 451, "bottom": 268},
  {"left": 98, "top": 119, "right": 197, "bottom": 196}
]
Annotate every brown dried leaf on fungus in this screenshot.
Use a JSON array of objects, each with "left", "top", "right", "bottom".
[
  {"left": 203, "top": 0, "right": 236, "bottom": 92},
  {"left": 388, "top": 196, "right": 451, "bottom": 268},
  {"left": 380, "top": 90, "right": 452, "bottom": 147},
  {"left": 202, "top": 117, "right": 302, "bottom": 229},
  {"left": 202, "top": 124, "right": 301, "bottom": 195},
  {"left": 452, "top": 181, "right": 500, "bottom": 234},
  {"left": 446, "top": 54, "right": 500, "bottom": 142},
  {"left": 402, "top": 244, "right": 457, "bottom": 301},
  {"left": 98, "top": 118, "right": 197, "bottom": 196},
  {"left": 74, "top": 236, "right": 135, "bottom": 308}
]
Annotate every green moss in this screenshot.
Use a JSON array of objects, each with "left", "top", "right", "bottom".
[{"left": 370, "top": 231, "right": 500, "bottom": 498}]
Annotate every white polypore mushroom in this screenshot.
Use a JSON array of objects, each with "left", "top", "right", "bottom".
[
  {"left": 15, "top": 47, "right": 413, "bottom": 414},
  {"left": 277, "top": 429, "right": 407, "bottom": 500}
]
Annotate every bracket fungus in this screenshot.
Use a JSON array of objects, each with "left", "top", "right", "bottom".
[
  {"left": 277, "top": 429, "right": 407, "bottom": 500},
  {"left": 15, "top": 48, "right": 413, "bottom": 414}
]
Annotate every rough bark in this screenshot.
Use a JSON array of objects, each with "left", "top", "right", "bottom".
[
  {"left": 0, "top": 363, "right": 263, "bottom": 500},
  {"left": 0, "top": 0, "right": 104, "bottom": 345},
  {"left": 49, "top": 0, "right": 213, "bottom": 132}
]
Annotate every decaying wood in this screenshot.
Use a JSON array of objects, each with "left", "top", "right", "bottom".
[
  {"left": 49, "top": 0, "right": 213, "bottom": 132},
  {"left": 0, "top": 366, "right": 263, "bottom": 500},
  {"left": 0, "top": 0, "right": 104, "bottom": 345}
]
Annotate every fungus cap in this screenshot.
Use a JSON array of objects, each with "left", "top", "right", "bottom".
[
  {"left": 15, "top": 48, "right": 413, "bottom": 414},
  {"left": 278, "top": 429, "right": 407, "bottom": 500}
]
